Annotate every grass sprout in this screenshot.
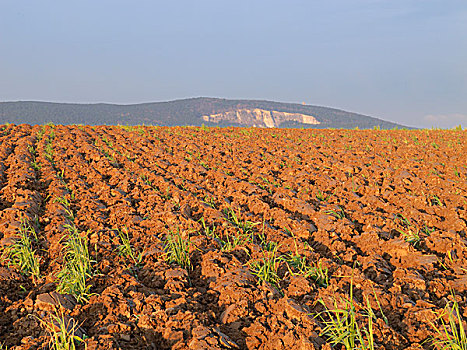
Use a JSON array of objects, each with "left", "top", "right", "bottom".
[
  {"left": 37, "top": 307, "right": 85, "bottom": 350},
  {"left": 217, "top": 229, "right": 253, "bottom": 252},
  {"left": 54, "top": 196, "right": 74, "bottom": 221},
  {"left": 3, "top": 221, "right": 40, "bottom": 282},
  {"left": 164, "top": 229, "right": 191, "bottom": 270},
  {"left": 316, "top": 190, "right": 333, "bottom": 202},
  {"left": 393, "top": 213, "right": 411, "bottom": 227},
  {"left": 432, "top": 195, "right": 443, "bottom": 206},
  {"left": 325, "top": 206, "right": 346, "bottom": 220},
  {"left": 201, "top": 195, "right": 216, "bottom": 209},
  {"left": 429, "top": 293, "right": 467, "bottom": 350},
  {"left": 249, "top": 244, "right": 282, "bottom": 288},
  {"left": 396, "top": 227, "right": 421, "bottom": 247},
  {"left": 256, "top": 223, "right": 277, "bottom": 252},
  {"left": 286, "top": 254, "right": 328, "bottom": 287},
  {"left": 57, "top": 225, "right": 94, "bottom": 303},
  {"left": 115, "top": 227, "right": 142, "bottom": 265},
  {"left": 200, "top": 217, "right": 218, "bottom": 239},
  {"left": 317, "top": 289, "right": 377, "bottom": 350},
  {"left": 202, "top": 216, "right": 252, "bottom": 252},
  {"left": 223, "top": 207, "right": 259, "bottom": 233}
]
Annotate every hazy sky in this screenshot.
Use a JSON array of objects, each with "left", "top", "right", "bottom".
[{"left": 1, "top": 1, "right": 466, "bottom": 128}]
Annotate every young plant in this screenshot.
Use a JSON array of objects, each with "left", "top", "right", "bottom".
[
  {"left": 57, "top": 225, "right": 93, "bottom": 303},
  {"left": 200, "top": 217, "right": 216, "bottom": 237},
  {"left": 223, "top": 207, "right": 258, "bottom": 234},
  {"left": 164, "top": 229, "right": 191, "bottom": 270},
  {"left": 54, "top": 196, "right": 74, "bottom": 221},
  {"left": 140, "top": 174, "right": 152, "bottom": 186},
  {"left": 286, "top": 254, "right": 329, "bottom": 287},
  {"left": 257, "top": 228, "right": 278, "bottom": 252},
  {"left": 325, "top": 206, "right": 346, "bottom": 220},
  {"left": 429, "top": 294, "right": 467, "bottom": 350},
  {"left": 115, "top": 227, "right": 142, "bottom": 265},
  {"left": 431, "top": 195, "right": 443, "bottom": 206},
  {"left": 212, "top": 226, "right": 253, "bottom": 252},
  {"left": 37, "top": 126, "right": 46, "bottom": 140},
  {"left": 44, "top": 141, "right": 54, "bottom": 163},
  {"left": 316, "top": 190, "right": 333, "bottom": 202},
  {"left": 249, "top": 244, "right": 283, "bottom": 289},
  {"left": 3, "top": 221, "right": 40, "bottom": 282},
  {"left": 201, "top": 195, "right": 217, "bottom": 209},
  {"left": 396, "top": 226, "right": 421, "bottom": 247},
  {"left": 284, "top": 232, "right": 329, "bottom": 286},
  {"left": 317, "top": 289, "right": 377, "bottom": 350},
  {"left": 37, "top": 307, "right": 85, "bottom": 350},
  {"left": 421, "top": 224, "right": 435, "bottom": 236},
  {"left": 31, "top": 159, "right": 42, "bottom": 171},
  {"left": 393, "top": 213, "right": 411, "bottom": 227}
]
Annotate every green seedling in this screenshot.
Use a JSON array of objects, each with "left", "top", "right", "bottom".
[
  {"left": 393, "top": 213, "right": 411, "bottom": 228},
  {"left": 57, "top": 225, "right": 94, "bottom": 303},
  {"left": 325, "top": 206, "right": 346, "bottom": 220},
  {"left": 37, "top": 307, "right": 85, "bottom": 350},
  {"left": 257, "top": 228, "right": 278, "bottom": 252},
  {"left": 160, "top": 188, "right": 172, "bottom": 200},
  {"left": 115, "top": 227, "right": 142, "bottom": 265},
  {"left": 27, "top": 144, "right": 36, "bottom": 156},
  {"left": 0, "top": 248, "right": 7, "bottom": 265},
  {"left": 44, "top": 142, "right": 54, "bottom": 162},
  {"left": 200, "top": 217, "right": 216, "bottom": 237},
  {"left": 286, "top": 255, "right": 329, "bottom": 287},
  {"left": 199, "top": 160, "right": 210, "bottom": 170},
  {"left": 164, "top": 229, "right": 191, "bottom": 270},
  {"left": 57, "top": 169, "right": 66, "bottom": 185},
  {"left": 54, "top": 196, "right": 74, "bottom": 221},
  {"left": 421, "top": 224, "right": 435, "bottom": 236},
  {"left": 201, "top": 195, "right": 217, "bottom": 209},
  {"left": 31, "top": 160, "right": 42, "bottom": 171},
  {"left": 54, "top": 195, "right": 71, "bottom": 207},
  {"left": 428, "top": 292, "right": 467, "bottom": 350},
  {"left": 37, "top": 126, "right": 46, "bottom": 140},
  {"left": 140, "top": 174, "right": 152, "bottom": 186},
  {"left": 3, "top": 221, "right": 41, "bottom": 283},
  {"left": 316, "top": 286, "right": 377, "bottom": 350},
  {"left": 223, "top": 207, "right": 259, "bottom": 233},
  {"left": 396, "top": 227, "right": 421, "bottom": 247},
  {"left": 249, "top": 244, "right": 283, "bottom": 289},
  {"left": 215, "top": 229, "right": 253, "bottom": 252},
  {"left": 285, "top": 232, "right": 327, "bottom": 286},
  {"left": 432, "top": 195, "right": 443, "bottom": 206},
  {"left": 101, "top": 136, "right": 113, "bottom": 148}
]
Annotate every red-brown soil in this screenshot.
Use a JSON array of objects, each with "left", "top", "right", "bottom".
[{"left": 0, "top": 124, "right": 466, "bottom": 349}]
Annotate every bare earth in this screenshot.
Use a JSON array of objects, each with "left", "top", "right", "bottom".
[{"left": 0, "top": 124, "right": 466, "bottom": 349}]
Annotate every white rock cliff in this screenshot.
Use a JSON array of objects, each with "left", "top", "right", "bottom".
[{"left": 201, "top": 108, "right": 320, "bottom": 128}]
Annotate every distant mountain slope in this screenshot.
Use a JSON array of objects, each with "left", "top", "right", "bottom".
[{"left": 0, "top": 97, "right": 407, "bottom": 129}]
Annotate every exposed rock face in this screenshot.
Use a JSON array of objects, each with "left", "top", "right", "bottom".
[{"left": 201, "top": 108, "right": 320, "bottom": 128}]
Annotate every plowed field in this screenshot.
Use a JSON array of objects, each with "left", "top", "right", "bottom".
[{"left": 0, "top": 124, "right": 466, "bottom": 349}]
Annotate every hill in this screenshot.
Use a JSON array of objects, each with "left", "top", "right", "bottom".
[{"left": 0, "top": 97, "right": 407, "bottom": 129}]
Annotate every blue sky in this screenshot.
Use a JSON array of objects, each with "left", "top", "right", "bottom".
[{"left": 1, "top": 0, "right": 466, "bottom": 128}]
